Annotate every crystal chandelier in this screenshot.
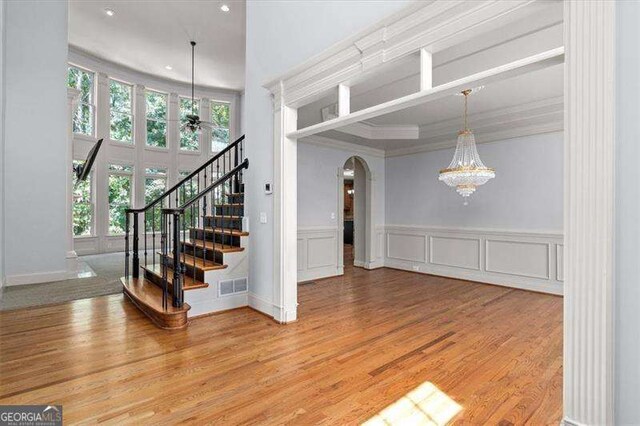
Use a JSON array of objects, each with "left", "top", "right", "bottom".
[{"left": 438, "top": 89, "right": 495, "bottom": 204}]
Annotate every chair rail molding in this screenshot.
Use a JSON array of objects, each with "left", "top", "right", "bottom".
[{"left": 563, "top": 1, "right": 615, "bottom": 424}]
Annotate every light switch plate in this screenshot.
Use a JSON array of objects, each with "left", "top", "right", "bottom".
[{"left": 260, "top": 212, "right": 267, "bottom": 224}]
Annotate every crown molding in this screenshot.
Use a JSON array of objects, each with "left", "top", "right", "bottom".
[
  {"left": 264, "top": 0, "right": 550, "bottom": 108},
  {"left": 299, "top": 135, "right": 385, "bottom": 158}
]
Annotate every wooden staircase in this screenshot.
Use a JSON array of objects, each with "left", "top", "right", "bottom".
[
  {"left": 121, "top": 190, "right": 247, "bottom": 329},
  {"left": 121, "top": 136, "right": 249, "bottom": 330}
]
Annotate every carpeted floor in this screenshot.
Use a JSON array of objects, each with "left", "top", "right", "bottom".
[{"left": 0, "top": 253, "right": 125, "bottom": 311}]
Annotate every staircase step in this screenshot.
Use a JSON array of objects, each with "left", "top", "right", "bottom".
[
  {"left": 121, "top": 276, "right": 190, "bottom": 330},
  {"left": 142, "top": 265, "right": 208, "bottom": 291},
  {"left": 183, "top": 239, "right": 245, "bottom": 253},
  {"left": 191, "top": 227, "right": 249, "bottom": 237},
  {"left": 160, "top": 252, "right": 227, "bottom": 272}
]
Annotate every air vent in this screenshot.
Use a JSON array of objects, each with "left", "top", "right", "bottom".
[
  {"left": 218, "top": 277, "right": 248, "bottom": 297},
  {"left": 219, "top": 279, "right": 234, "bottom": 296}
]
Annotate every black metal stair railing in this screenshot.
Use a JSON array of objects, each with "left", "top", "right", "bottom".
[{"left": 124, "top": 134, "right": 247, "bottom": 309}]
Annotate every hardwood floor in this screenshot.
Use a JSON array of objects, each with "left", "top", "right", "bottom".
[{"left": 0, "top": 263, "right": 562, "bottom": 425}]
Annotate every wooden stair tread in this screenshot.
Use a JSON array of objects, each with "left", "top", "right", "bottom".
[
  {"left": 205, "top": 215, "right": 243, "bottom": 220},
  {"left": 191, "top": 227, "right": 249, "bottom": 237},
  {"left": 159, "top": 252, "right": 227, "bottom": 271},
  {"left": 215, "top": 203, "right": 244, "bottom": 207},
  {"left": 142, "top": 265, "right": 209, "bottom": 290},
  {"left": 121, "top": 277, "right": 190, "bottom": 330},
  {"left": 183, "top": 239, "right": 244, "bottom": 253}
]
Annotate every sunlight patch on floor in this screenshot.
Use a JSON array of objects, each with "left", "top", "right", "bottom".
[{"left": 362, "top": 382, "right": 462, "bottom": 426}]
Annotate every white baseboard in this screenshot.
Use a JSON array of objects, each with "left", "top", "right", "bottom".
[
  {"left": 248, "top": 291, "right": 275, "bottom": 317},
  {"left": 561, "top": 417, "right": 585, "bottom": 426},
  {"left": 298, "top": 266, "right": 341, "bottom": 282},
  {"left": 5, "top": 270, "right": 69, "bottom": 286}
]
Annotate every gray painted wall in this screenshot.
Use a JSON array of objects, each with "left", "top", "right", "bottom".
[
  {"left": 3, "top": 0, "right": 68, "bottom": 282},
  {"left": 385, "top": 132, "right": 564, "bottom": 231},
  {"left": 615, "top": 1, "right": 640, "bottom": 423},
  {"left": 244, "top": 0, "right": 410, "bottom": 305}
]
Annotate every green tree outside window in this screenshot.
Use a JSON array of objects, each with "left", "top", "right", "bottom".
[
  {"left": 108, "top": 165, "right": 133, "bottom": 234},
  {"left": 146, "top": 90, "right": 167, "bottom": 148},
  {"left": 110, "top": 80, "right": 133, "bottom": 143},
  {"left": 67, "top": 66, "right": 94, "bottom": 136},
  {"left": 180, "top": 97, "right": 199, "bottom": 151},
  {"left": 211, "top": 101, "right": 230, "bottom": 152},
  {"left": 72, "top": 160, "right": 93, "bottom": 236}
]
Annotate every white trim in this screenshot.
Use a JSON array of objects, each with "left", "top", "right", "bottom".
[
  {"left": 299, "top": 135, "right": 385, "bottom": 158},
  {"left": 248, "top": 291, "right": 275, "bottom": 316},
  {"left": 339, "top": 122, "right": 420, "bottom": 140},
  {"left": 288, "top": 48, "right": 564, "bottom": 140},
  {"left": 5, "top": 270, "right": 69, "bottom": 286}
]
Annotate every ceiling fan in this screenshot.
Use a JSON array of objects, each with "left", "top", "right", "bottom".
[{"left": 181, "top": 41, "right": 215, "bottom": 133}]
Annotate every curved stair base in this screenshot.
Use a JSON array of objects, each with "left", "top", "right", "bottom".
[{"left": 121, "top": 277, "right": 190, "bottom": 330}]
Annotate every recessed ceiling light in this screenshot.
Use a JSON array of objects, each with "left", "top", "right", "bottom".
[
  {"left": 104, "top": 8, "right": 115, "bottom": 17},
  {"left": 220, "top": 4, "right": 230, "bottom": 12},
  {"left": 165, "top": 65, "right": 173, "bottom": 70}
]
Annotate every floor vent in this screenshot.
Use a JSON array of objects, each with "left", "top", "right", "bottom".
[{"left": 219, "top": 277, "right": 248, "bottom": 296}]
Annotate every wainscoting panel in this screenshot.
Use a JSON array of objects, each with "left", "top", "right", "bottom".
[
  {"left": 384, "top": 225, "right": 564, "bottom": 295},
  {"left": 387, "top": 232, "right": 427, "bottom": 262},
  {"left": 298, "top": 227, "right": 340, "bottom": 282},
  {"left": 430, "top": 236, "right": 480, "bottom": 270},
  {"left": 485, "top": 239, "right": 549, "bottom": 279}
]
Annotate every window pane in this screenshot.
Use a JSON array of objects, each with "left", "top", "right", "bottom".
[
  {"left": 212, "top": 128, "right": 230, "bottom": 153},
  {"left": 72, "top": 160, "right": 92, "bottom": 236},
  {"left": 110, "top": 110, "right": 133, "bottom": 142},
  {"left": 145, "top": 177, "right": 166, "bottom": 204},
  {"left": 108, "top": 174, "right": 132, "bottom": 234},
  {"left": 110, "top": 80, "right": 132, "bottom": 112},
  {"left": 68, "top": 66, "right": 94, "bottom": 136},
  {"left": 108, "top": 164, "right": 133, "bottom": 173},
  {"left": 145, "top": 168, "right": 167, "bottom": 176},
  {"left": 211, "top": 102, "right": 230, "bottom": 127},
  {"left": 146, "top": 119, "right": 166, "bottom": 148},
  {"left": 180, "top": 97, "right": 199, "bottom": 151}
]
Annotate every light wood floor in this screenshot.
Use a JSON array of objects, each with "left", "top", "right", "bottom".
[{"left": 0, "top": 262, "right": 562, "bottom": 425}]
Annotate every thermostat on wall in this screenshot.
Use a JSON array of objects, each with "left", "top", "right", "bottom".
[{"left": 265, "top": 183, "right": 272, "bottom": 194}]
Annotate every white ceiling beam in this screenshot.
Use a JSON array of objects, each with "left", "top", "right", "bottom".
[
  {"left": 338, "top": 84, "right": 350, "bottom": 117},
  {"left": 287, "top": 47, "right": 564, "bottom": 140},
  {"left": 420, "top": 48, "right": 433, "bottom": 91},
  {"left": 337, "top": 122, "right": 419, "bottom": 140}
]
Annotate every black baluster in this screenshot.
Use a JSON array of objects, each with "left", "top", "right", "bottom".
[
  {"left": 132, "top": 212, "right": 139, "bottom": 279},
  {"left": 144, "top": 210, "right": 148, "bottom": 268},
  {"left": 125, "top": 211, "right": 130, "bottom": 279},
  {"left": 152, "top": 207, "right": 156, "bottom": 269},
  {"left": 161, "top": 212, "right": 168, "bottom": 310},
  {"left": 172, "top": 211, "right": 183, "bottom": 308}
]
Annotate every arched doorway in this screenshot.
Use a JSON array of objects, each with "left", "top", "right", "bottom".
[{"left": 339, "top": 156, "right": 373, "bottom": 269}]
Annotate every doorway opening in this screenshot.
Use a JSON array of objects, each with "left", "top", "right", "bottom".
[{"left": 340, "top": 156, "right": 371, "bottom": 269}]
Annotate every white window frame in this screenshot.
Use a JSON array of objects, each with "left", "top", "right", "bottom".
[
  {"left": 144, "top": 166, "right": 168, "bottom": 203},
  {"left": 72, "top": 159, "right": 96, "bottom": 238},
  {"left": 145, "top": 89, "right": 169, "bottom": 151},
  {"left": 179, "top": 96, "right": 201, "bottom": 153},
  {"left": 210, "top": 100, "right": 231, "bottom": 153},
  {"left": 107, "top": 163, "right": 134, "bottom": 235},
  {"left": 109, "top": 79, "right": 135, "bottom": 144},
  {"left": 68, "top": 64, "right": 96, "bottom": 137}
]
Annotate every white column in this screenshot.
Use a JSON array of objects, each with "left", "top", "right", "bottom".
[
  {"left": 95, "top": 73, "right": 110, "bottom": 251},
  {"left": 338, "top": 84, "right": 350, "bottom": 117},
  {"left": 563, "top": 1, "right": 615, "bottom": 425},
  {"left": 272, "top": 82, "right": 298, "bottom": 323},
  {"left": 168, "top": 92, "right": 179, "bottom": 186},
  {"left": 66, "top": 88, "right": 81, "bottom": 275},
  {"left": 420, "top": 48, "right": 433, "bottom": 91},
  {"left": 134, "top": 84, "right": 146, "bottom": 208}
]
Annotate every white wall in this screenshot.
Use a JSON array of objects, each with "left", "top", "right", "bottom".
[
  {"left": 383, "top": 132, "right": 564, "bottom": 294},
  {"left": 386, "top": 132, "right": 564, "bottom": 231},
  {"left": 4, "top": 0, "right": 69, "bottom": 285},
  {"left": 245, "top": 0, "right": 411, "bottom": 313},
  {"left": 0, "top": 0, "right": 5, "bottom": 287},
  {"left": 615, "top": 1, "right": 640, "bottom": 422}
]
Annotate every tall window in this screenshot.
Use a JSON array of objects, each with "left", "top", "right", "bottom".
[
  {"left": 211, "top": 101, "right": 230, "bottom": 152},
  {"left": 72, "top": 160, "right": 93, "bottom": 236},
  {"left": 110, "top": 80, "right": 134, "bottom": 143},
  {"left": 145, "top": 168, "right": 167, "bottom": 230},
  {"left": 180, "top": 97, "right": 199, "bottom": 151},
  {"left": 67, "top": 66, "right": 95, "bottom": 136},
  {"left": 108, "top": 164, "right": 133, "bottom": 234},
  {"left": 146, "top": 90, "right": 167, "bottom": 148}
]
